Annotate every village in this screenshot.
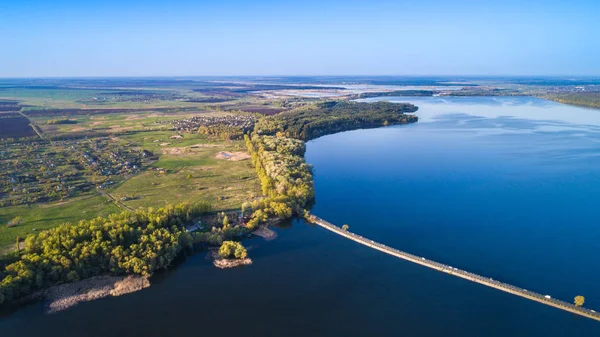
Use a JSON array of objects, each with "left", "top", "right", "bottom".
[
  {"left": 170, "top": 114, "right": 255, "bottom": 133},
  {"left": 0, "top": 137, "right": 153, "bottom": 207}
]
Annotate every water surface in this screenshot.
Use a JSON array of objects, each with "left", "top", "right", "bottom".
[{"left": 1, "top": 96, "right": 600, "bottom": 336}]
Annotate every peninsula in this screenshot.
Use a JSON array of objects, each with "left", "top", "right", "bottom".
[{"left": 0, "top": 94, "right": 418, "bottom": 306}]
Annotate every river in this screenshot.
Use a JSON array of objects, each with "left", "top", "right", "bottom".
[{"left": 1, "top": 96, "right": 600, "bottom": 336}]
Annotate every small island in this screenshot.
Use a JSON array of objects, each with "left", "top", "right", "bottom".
[{"left": 213, "top": 241, "right": 251, "bottom": 269}]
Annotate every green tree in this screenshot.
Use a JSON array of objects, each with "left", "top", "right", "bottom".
[
  {"left": 218, "top": 241, "right": 247, "bottom": 259},
  {"left": 0, "top": 202, "right": 211, "bottom": 305},
  {"left": 222, "top": 215, "right": 230, "bottom": 228},
  {"left": 342, "top": 224, "right": 349, "bottom": 231},
  {"left": 575, "top": 295, "right": 585, "bottom": 307},
  {"left": 66, "top": 270, "right": 80, "bottom": 282},
  {"left": 234, "top": 245, "right": 247, "bottom": 259},
  {"left": 241, "top": 202, "right": 251, "bottom": 216}
]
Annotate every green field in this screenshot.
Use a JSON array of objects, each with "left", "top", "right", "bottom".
[
  {"left": 1, "top": 87, "right": 209, "bottom": 110},
  {"left": 112, "top": 134, "right": 260, "bottom": 212},
  {"left": 0, "top": 195, "right": 120, "bottom": 253}
]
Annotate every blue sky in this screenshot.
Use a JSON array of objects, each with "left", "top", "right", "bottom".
[{"left": 0, "top": 0, "right": 598, "bottom": 77}]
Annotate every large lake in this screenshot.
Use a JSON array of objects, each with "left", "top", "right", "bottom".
[{"left": 2, "top": 96, "right": 600, "bottom": 336}]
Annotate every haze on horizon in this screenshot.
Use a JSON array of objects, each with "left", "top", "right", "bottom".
[{"left": 1, "top": 0, "right": 599, "bottom": 78}]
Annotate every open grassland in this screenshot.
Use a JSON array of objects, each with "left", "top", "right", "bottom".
[
  {"left": 0, "top": 87, "right": 108, "bottom": 106},
  {"left": 0, "top": 195, "right": 120, "bottom": 252},
  {"left": 0, "top": 87, "right": 214, "bottom": 110},
  {"left": 112, "top": 131, "right": 260, "bottom": 211}
]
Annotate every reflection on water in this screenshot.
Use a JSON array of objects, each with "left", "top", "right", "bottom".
[{"left": 361, "top": 96, "right": 600, "bottom": 128}]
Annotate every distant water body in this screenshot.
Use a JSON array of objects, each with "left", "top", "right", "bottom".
[{"left": 2, "top": 96, "right": 600, "bottom": 336}]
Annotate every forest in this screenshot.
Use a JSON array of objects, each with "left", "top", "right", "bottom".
[
  {"left": 255, "top": 101, "right": 418, "bottom": 141},
  {"left": 0, "top": 202, "right": 212, "bottom": 304},
  {"left": 240, "top": 134, "right": 308, "bottom": 231},
  {"left": 543, "top": 92, "right": 600, "bottom": 109},
  {"left": 354, "top": 90, "right": 435, "bottom": 99},
  {"left": 240, "top": 100, "right": 418, "bottom": 225}
]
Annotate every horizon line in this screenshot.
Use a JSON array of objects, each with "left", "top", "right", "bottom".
[{"left": 1, "top": 74, "right": 600, "bottom": 80}]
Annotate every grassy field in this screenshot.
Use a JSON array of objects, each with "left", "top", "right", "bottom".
[
  {"left": 0, "top": 195, "right": 120, "bottom": 252},
  {"left": 112, "top": 132, "right": 260, "bottom": 211},
  {"left": 0, "top": 87, "right": 210, "bottom": 110}
]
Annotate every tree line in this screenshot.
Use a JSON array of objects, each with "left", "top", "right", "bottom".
[
  {"left": 543, "top": 93, "right": 600, "bottom": 109},
  {"left": 240, "top": 100, "right": 419, "bottom": 228},
  {"left": 242, "top": 134, "right": 310, "bottom": 229},
  {"left": 255, "top": 100, "right": 418, "bottom": 141}
]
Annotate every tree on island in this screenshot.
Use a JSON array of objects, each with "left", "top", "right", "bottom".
[
  {"left": 218, "top": 241, "right": 247, "bottom": 259},
  {"left": 575, "top": 295, "right": 585, "bottom": 307},
  {"left": 342, "top": 224, "right": 349, "bottom": 231}
]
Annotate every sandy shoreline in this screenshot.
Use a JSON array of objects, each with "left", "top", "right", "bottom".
[
  {"left": 210, "top": 251, "right": 252, "bottom": 269},
  {"left": 24, "top": 275, "right": 150, "bottom": 314},
  {"left": 213, "top": 258, "right": 253, "bottom": 269},
  {"left": 252, "top": 225, "right": 277, "bottom": 240}
]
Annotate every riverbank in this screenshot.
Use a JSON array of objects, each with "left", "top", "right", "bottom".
[
  {"left": 252, "top": 225, "right": 277, "bottom": 240},
  {"left": 22, "top": 275, "right": 150, "bottom": 314},
  {"left": 540, "top": 93, "right": 600, "bottom": 109}
]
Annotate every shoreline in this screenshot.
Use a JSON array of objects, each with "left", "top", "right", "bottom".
[
  {"left": 21, "top": 275, "right": 150, "bottom": 314},
  {"left": 210, "top": 251, "right": 253, "bottom": 269}
]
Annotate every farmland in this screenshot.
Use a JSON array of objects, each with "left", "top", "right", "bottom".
[{"left": 0, "top": 114, "right": 36, "bottom": 139}]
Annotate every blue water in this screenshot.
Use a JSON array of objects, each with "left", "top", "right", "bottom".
[
  {"left": 309, "top": 96, "right": 600, "bottom": 335},
  {"left": 1, "top": 96, "right": 600, "bottom": 336}
]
